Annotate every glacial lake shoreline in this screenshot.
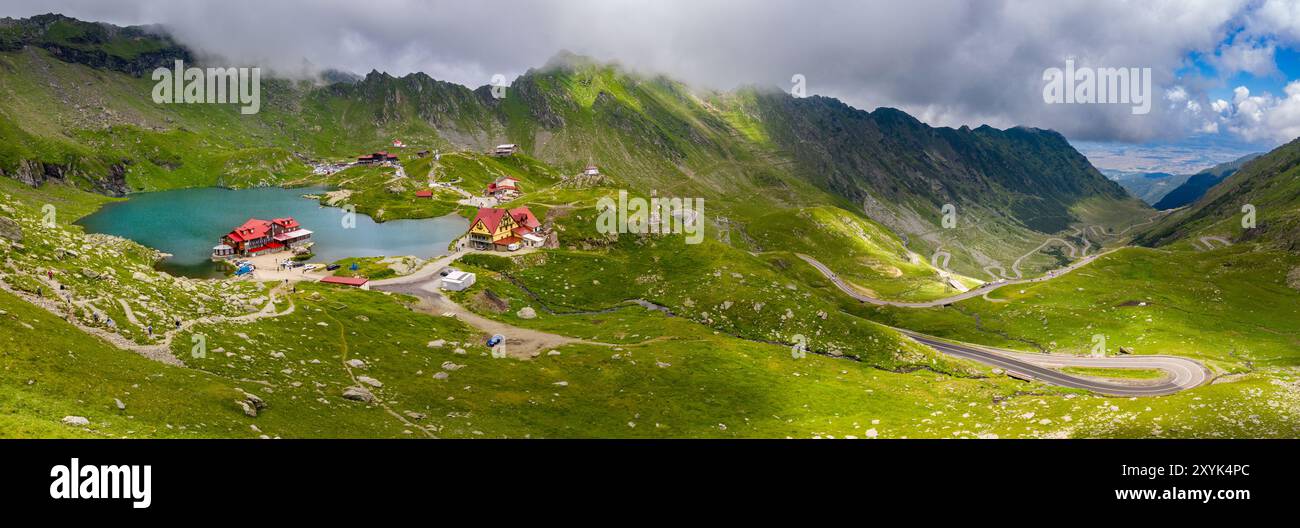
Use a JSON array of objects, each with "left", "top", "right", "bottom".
[{"left": 76, "top": 186, "right": 467, "bottom": 278}]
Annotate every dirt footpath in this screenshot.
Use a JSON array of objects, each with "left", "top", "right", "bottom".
[{"left": 374, "top": 278, "right": 609, "bottom": 359}]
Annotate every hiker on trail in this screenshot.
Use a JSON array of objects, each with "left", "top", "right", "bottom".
[
  {"left": 47, "top": 270, "right": 52, "bottom": 280},
  {"left": 147, "top": 324, "right": 152, "bottom": 336}
]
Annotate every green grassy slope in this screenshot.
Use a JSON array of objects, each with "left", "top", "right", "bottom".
[{"left": 1138, "top": 139, "right": 1300, "bottom": 250}]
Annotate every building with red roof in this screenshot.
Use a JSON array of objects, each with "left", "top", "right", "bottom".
[
  {"left": 485, "top": 176, "right": 522, "bottom": 199},
  {"left": 357, "top": 151, "right": 399, "bottom": 165},
  {"left": 218, "top": 217, "right": 312, "bottom": 257},
  {"left": 319, "top": 276, "right": 370, "bottom": 289},
  {"left": 466, "top": 206, "right": 545, "bottom": 251},
  {"left": 509, "top": 207, "right": 540, "bottom": 230},
  {"left": 414, "top": 189, "right": 434, "bottom": 198}
]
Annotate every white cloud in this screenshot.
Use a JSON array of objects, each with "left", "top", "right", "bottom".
[
  {"left": 1166, "top": 86, "right": 1189, "bottom": 103},
  {"left": 1212, "top": 39, "right": 1278, "bottom": 77},
  {"left": 1181, "top": 82, "right": 1300, "bottom": 143}
]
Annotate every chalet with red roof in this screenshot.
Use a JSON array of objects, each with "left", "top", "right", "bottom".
[
  {"left": 319, "top": 276, "right": 370, "bottom": 290},
  {"left": 466, "top": 206, "right": 546, "bottom": 251},
  {"left": 485, "top": 175, "right": 522, "bottom": 200},
  {"left": 215, "top": 217, "right": 313, "bottom": 258},
  {"left": 357, "top": 151, "right": 399, "bottom": 165}
]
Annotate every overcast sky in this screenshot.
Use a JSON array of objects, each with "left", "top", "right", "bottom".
[{"left": 6, "top": 0, "right": 1300, "bottom": 170}]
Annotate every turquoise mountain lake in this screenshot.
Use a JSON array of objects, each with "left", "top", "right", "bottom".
[{"left": 77, "top": 186, "right": 468, "bottom": 278}]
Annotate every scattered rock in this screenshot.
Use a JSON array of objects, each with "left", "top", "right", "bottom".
[
  {"left": 342, "top": 386, "right": 375, "bottom": 403},
  {"left": 114, "top": 398, "right": 126, "bottom": 410},
  {"left": 346, "top": 358, "right": 367, "bottom": 369},
  {"left": 0, "top": 216, "right": 21, "bottom": 242},
  {"left": 553, "top": 381, "right": 569, "bottom": 387},
  {"left": 357, "top": 376, "right": 383, "bottom": 388},
  {"left": 236, "top": 390, "right": 266, "bottom": 417},
  {"left": 131, "top": 271, "right": 154, "bottom": 283},
  {"left": 404, "top": 411, "right": 427, "bottom": 420},
  {"left": 61, "top": 415, "right": 90, "bottom": 427},
  {"left": 428, "top": 339, "right": 445, "bottom": 348},
  {"left": 432, "top": 372, "right": 450, "bottom": 380},
  {"left": 517, "top": 306, "right": 538, "bottom": 319},
  {"left": 236, "top": 400, "right": 258, "bottom": 417}
]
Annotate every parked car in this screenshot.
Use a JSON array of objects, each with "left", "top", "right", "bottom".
[
  {"left": 326, "top": 264, "right": 341, "bottom": 271},
  {"left": 486, "top": 334, "right": 505, "bottom": 348}
]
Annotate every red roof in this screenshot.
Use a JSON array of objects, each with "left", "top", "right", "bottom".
[
  {"left": 471, "top": 207, "right": 510, "bottom": 233},
  {"left": 493, "top": 236, "right": 522, "bottom": 246},
  {"left": 414, "top": 189, "right": 433, "bottom": 198},
  {"left": 358, "top": 151, "right": 399, "bottom": 161},
  {"left": 226, "top": 218, "right": 272, "bottom": 242},
  {"left": 320, "top": 276, "right": 369, "bottom": 287},
  {"left": 225, "top": 217, "right": 301, "bottom": 243},
  {"left": 509, "top": 207, "right": 540, "bottom": 229}
]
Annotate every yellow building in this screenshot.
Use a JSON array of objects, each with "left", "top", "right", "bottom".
[{"left": 468, "top": 207, "right": 540, "bottom": 251}]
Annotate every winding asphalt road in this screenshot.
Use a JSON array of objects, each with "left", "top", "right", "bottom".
[
  {"left": 796, "top": 252, "right": 1114, "bottom": 308},
  {"left": 799, "top": 254, "right": 1210, "bottom": 396},
  {"left": 899, "top": 330, "right": 1208, "bottom": 396}
]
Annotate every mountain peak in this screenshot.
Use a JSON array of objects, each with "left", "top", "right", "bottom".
[{"left": 540, "top": 50, "right": 605, "bottom": 72}]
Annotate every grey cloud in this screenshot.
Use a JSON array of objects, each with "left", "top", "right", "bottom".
[{"left": 0, "top": 0, "right": 1276, "bottom": 144}]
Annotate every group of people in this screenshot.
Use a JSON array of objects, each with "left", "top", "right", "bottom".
[{"left": 37, "top": 268, "right": 186, "bottom": 337}]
